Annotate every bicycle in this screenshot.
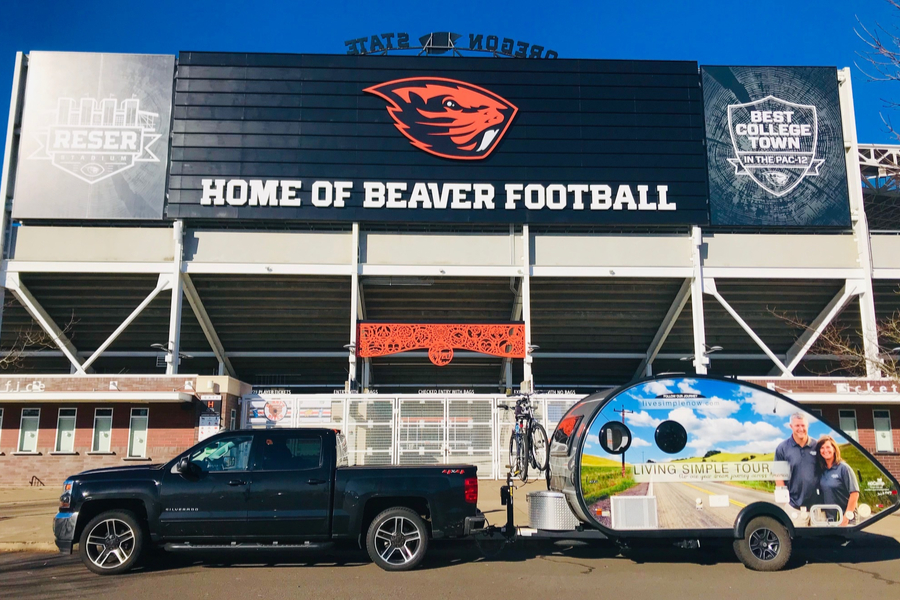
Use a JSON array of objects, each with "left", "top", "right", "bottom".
[{"left": 499, "top": 394, "right": 549, "bottom": 482}]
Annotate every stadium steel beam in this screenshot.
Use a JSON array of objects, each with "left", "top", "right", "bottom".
[
  {"left": 634, "top": 277, "right": 692, "bottom": 380},
  {"left": 80, "top": 274, "right": 174, "bottom": 372},
  {"left": 500, "top": 275, "right": 523, "bottom": 393},
  {"left": 768, "top": 280, "right": 862, "bottom": 377},
  {"left": 704, "top": 278, "right": 791, "bottom": 376},
  {"left": 182, "top": 273, "right": 235, "bottom": 377},
  {"left": 3, "top": 272, "right": 87, "bottom": 374},
  {"left": 348, "top": 223, "right": 360, "bottom": 391},
  {"left": 690, "top": 227, "right": 708, "bottom": 375},
  {"left": 0, "top": 52, "right": 25, "bottom": 340},
  {"left": 166, "top": 222, "right": 185, "bottom": 375},
  {"left": 521, "top": 224, "right": 534, "bottom": 391},
  {"left": 840, "top": 68, "right": 882, "bottom": 377}
]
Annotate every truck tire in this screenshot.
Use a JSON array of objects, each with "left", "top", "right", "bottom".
[
  {"left": 733, "top": 516, "right": 791, "bottom": 572},
  {"left": 365, "top": 507, "right": 429, "bottom": 572},
  {"left": 78, "top": 509, "right": 145, "bottom": 575}
]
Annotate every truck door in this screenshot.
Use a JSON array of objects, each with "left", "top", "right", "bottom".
[
  {"left": 158, "top": 434, "right": 254, "bottom": 540},
  {"left": 246, "top": 431, "right": 332, "bottom": 540}
]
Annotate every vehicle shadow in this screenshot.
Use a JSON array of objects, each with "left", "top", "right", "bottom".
[{"left": 0, "top": 553, "right": 108, "bottom": 600}]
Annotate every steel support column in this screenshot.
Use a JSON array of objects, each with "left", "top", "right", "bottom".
[
  {"left": 0, "top": 52, "right": 27, "bottom": 340},
  {"left": 81, "top": 274, "right": 174, "bottom": 371},
  {"left": 521, "top": 225, "right": 533, "bottom": 391},
  {"left": 705, "top": 278, "right": 790, "bottom": 375},
  {"left": 690, "top": 227, "right": 708, "bottom": 375},
  {"left": 182, "top": 273, "right": 235, "bottom": 377},
  {"left": 4, "top": 272, "right": 86, "bottom": 374},
  {"left": 839, "top": 68, "right": 881, "bottom": 377},
  {"left": 348, "top": 223, "right": 360, "bottom": 391},
  {"left": 166, "top": 221, "right": 185, "bottom": 375},
  {"left": 634, "top": 277, "right": 692, "bottom": 380},
  {"left": 770, "top": 280, "right": 862, "bottom": 376}
]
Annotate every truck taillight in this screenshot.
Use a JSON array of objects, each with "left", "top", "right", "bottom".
[{"left": 464, "top": 477, "right": 478, "bottom": 504}]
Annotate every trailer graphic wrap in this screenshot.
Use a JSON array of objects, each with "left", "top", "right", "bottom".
[{"left": 577, "top": 377, "right": 899, "bottom": 531}]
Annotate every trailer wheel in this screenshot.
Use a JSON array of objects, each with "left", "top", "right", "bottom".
[
  {"left": 365, "top": 507, "right": 429, "bottom": 572},
  {"left": 733, "top": 516, "right": 791, "bottom": 571}
]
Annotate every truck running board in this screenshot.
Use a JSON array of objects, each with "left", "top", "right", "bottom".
[{"left": 164, "top": 541, "right": 334, "bottom": 551}]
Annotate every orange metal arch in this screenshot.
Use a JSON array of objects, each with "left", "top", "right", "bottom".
[{"left": 357, "top": 323, "right": 526, "bottom": 366}]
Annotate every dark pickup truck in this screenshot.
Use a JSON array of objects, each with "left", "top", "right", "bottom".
[{"left": 54, "top": 428, "right": 484, "bottom": 574}]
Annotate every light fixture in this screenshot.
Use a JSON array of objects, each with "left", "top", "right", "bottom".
[
  {"left": 343, "top": 343, "right": 357, "bottom": 353},
  {"left": 526, "top": 344, "right": 540, "bottom": 353}
]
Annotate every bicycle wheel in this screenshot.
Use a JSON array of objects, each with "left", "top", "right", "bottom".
[
  {"left": 530, "top": 423, "right": 549, "bottom": 472},
  {"left": 508, "top": 432, "right": 522, "bottom": 479}
]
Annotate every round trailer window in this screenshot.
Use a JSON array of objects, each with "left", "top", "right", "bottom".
[{"left": 598, "top": 421, "right": 632, "bottom": 454}]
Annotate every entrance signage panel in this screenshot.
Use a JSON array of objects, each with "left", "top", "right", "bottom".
[
  {"left": 13, "top": 52, "right": 174, "bottom": 220},
  {"left": 702, "top": 66, "right": 851, "bottom": 227},
  {"left": 167, "top": 53, "right": 709, "bottom": 225}
]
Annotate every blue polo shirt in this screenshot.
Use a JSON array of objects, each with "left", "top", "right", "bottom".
[
  {"left": 819, "top": 461, "right": 860, "bottom": 511},
  {"left": 774, "top": 436, "right": 819, "bottom": 509}
]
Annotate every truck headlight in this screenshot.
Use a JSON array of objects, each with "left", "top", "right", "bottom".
[{"left": 59, "top": 480, "right": 73, "bottom": 510}]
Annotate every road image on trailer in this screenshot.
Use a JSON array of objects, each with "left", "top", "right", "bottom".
[{"left": 543, "top": 375, "right": 900, "bottom": 571}]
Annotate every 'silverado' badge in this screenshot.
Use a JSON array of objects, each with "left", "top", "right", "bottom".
[{"left": 726, "top": 95, "right": 824, "bottom": 197}]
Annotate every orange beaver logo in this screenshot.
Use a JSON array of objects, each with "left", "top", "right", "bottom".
[{"left": 364, "top": 77, "right": 518, "bottom": 160}]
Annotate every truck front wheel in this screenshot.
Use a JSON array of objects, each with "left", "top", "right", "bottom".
[
  {"left": 366, "top": 507, "right": 429, "bottom": 571},
  {"left": 78, "top": 510, "right": 145, "bottom": 575}
]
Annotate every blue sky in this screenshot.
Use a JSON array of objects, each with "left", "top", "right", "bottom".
[
  {"left": 1, "top": 0, "right": 900, "bottom": 154},
  {"left": 582, "top": 378, "right": 847, "bottom": 464}
]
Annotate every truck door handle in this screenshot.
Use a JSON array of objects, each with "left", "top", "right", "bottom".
[
  {"left": 228, "top": 480, "right": 247, "bottom": 486},
  {"left": 307, "top": 479, "right": 326, "bottom": 485}
]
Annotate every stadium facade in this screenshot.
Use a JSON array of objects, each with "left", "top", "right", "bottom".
[{"left": 0, "top": 50, "right": 899, "bottom": 486}]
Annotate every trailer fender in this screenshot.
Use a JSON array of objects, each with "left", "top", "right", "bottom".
[{"left": 733, "top": 502, "right": 795, "bottom": 539}]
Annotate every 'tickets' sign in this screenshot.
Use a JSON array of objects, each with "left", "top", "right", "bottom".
[
  {"left": 702, "top": 66, "right": 851, "bottom": 227},
  {"left": 14, "top": 52, "right": 174, "bottom": 220},
  {"left": 167, "top": 53, "right": 710, "bottom": 225}
]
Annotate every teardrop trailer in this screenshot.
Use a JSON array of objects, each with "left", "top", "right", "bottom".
[{"left": 482, "top": 375, "right": 900, "bottom": 571}]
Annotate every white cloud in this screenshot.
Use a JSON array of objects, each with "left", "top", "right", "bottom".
[
  {"left": 641, "top": 380, "right": 675, "bottom": 396},
  {"left": 631, "top": 437, "right": 651, "bottom": 447},
  {"left": 676, "top": 379, "right": 701, "bottom": 395},
  {"left": 696, "top": 396, "right": 741, "bottom": 418},
  {"left": 741, "top": 389, "right": 795, "bottom": 419},
  {"left": 672, "top": 408, "right": 784, "bottom": 454},
  {"left": 625, "top": 410, "right": 662, "bottom": 428},
  {"left": 727, "top": 439, "right": 783, "bottom": 454}
]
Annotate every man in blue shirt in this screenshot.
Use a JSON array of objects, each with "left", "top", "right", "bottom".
[{"left": 775, "top": 412, "right": 820, "bottom": 512}]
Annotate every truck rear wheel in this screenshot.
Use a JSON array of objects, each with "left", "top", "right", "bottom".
[
  {"left": 78, "top": 510, "right": 145, "bottom": 575},
  {"left": 366, "top": 507, "right": 429, "bottom": 571},
  {"left": 733, "top": 516, "right": 791, "bottom": 571}
]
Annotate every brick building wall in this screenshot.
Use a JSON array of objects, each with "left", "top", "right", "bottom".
[
  {"left": 0, "top": 401, "right": 199, "bottom": 487},
  {"left": 805, "top": 403, "right": 900, "bottom": 479}
]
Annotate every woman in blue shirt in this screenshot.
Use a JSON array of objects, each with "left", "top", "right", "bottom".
[{"left": 815, "top": 435, "right": 860, "bottom": 526}]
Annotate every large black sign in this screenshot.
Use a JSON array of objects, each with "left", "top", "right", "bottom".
[
  {"left": 702, "top": 66, "right": 851, "bottom": 227},
  {"left": 167, "top": 53, "right": 709, "bottom": 225},
  {"left": 14, "top": 52, "right": 174, "bottom": 220}
]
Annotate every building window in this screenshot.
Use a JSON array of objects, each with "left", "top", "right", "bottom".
[
  {"left": 808, "top": 408, "right": 823, "bottom": 419},
  {"left": 127, "top": 408, "right": 149, "bottom": 458},
  {"left": 839, "top": 409, "right": 858, "bottom": 442},
  {"left": 55, "top": 408, "right": 77, "bottom": 453},
  {"left": 873, "top": 410, "right": 894, "bottom": 453},
  {"left": 18, "top": 408, "right": 40, "bottom": 453},
  {"left": 230, "top": 408, "right": 237, "bottom": 431},
  {"left": 92, "top": 408, "right": 113, "bottom": 453}
]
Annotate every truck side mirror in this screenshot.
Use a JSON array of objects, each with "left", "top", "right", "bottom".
[{"left": 176, "top": 456, "right": 193, "bottom": 475}]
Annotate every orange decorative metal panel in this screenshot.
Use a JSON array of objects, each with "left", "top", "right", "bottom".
[{"left": 357, "top": 323, "right": 526, "bottom": 366}]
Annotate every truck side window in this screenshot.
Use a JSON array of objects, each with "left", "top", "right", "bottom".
[
  {"left": 258, "top": 436, "right": 323, "bottom": 471},
  {"left": 189, "top": 436, "right": 252, "bottom": 472}
]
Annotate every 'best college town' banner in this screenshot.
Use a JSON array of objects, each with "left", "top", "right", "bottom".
[{"left": 702, "top": 66, "right": 851, "bottom": 227}]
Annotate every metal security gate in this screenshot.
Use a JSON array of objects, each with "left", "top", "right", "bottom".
[{"left": 241, "top": 393, "right": 584, "bottom": 479}]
